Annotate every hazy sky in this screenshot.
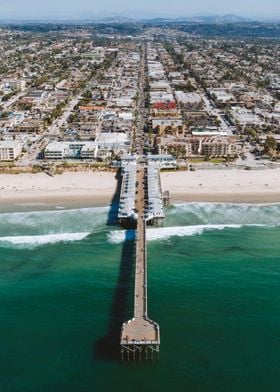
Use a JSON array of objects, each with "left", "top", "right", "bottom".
[{"left": 0, "top": 0, "right": 279, "bottom": 20}]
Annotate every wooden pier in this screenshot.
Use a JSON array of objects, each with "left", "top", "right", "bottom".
[{"left": 120, "top": 163, "right": 160, "bottom": 361}]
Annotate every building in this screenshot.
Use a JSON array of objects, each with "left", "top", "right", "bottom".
[
  {"left": 175, "top": 91, "right": 203, "bottom": 108},
  {"left": 158, "top": 135, "right": 237, "bottom": 158},
  {"left": 9, "top": 79, "right": 26, "bottom": 91},
  {"left": 200, "top": 137, "right": 237, "bottom": 157},
  {"left": 208, "top": 88, "right": 235, "bottom": 104},
  {"left": 152, "top": 118, "right": 185, "bottom": 137},
  {"left": 0, "top": 141, "right": 22, "bottom": 161},
  {"left": 96, "top": 132, "right": 130, "bottom": 159},
  {"left": 191, "top": 127, "right": 228, "bottom": 137},
  {"left": 147, "top": 154, "right": 177, "bottom": 169},
  {"left": 44, "top": 141, "right": 98, "bottom": 160}
]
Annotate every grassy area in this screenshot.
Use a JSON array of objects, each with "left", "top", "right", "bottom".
[
  {"left": 0, "top": 162, "right": 16, "bottom": 168},
  {"left": 59, "top": 161, "right": 110, "bottom": 169},
  {"left": 209, "top": 158, "right": 227, "bottom": 164}
]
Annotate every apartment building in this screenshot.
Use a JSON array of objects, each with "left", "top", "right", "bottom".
[
  {"left": 0, "top": 141, "right": 22, "bottom": 161},
  {"left": 44, "top": 141, "right": 98, "bottom": 160}
]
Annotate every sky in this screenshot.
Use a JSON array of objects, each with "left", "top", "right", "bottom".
[{"left": 0, "top": 0, "right": 279, "bottom": 20}]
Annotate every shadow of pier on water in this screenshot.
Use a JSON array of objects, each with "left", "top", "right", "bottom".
[
  {"left": 107, "top": 169, "right": 122, "bottom": 226},
  {"left": 94, "top": 169, "right": 136, "bottom": 361}
]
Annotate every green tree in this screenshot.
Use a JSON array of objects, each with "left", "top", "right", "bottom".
[
  {"left": 82, "top": 90, "right": 92, "bottom": 99},
  {"left": 264, "top": 136, "right": 277, "bottom": 155}
]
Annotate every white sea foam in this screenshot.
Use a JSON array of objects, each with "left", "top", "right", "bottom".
[
  {"left": 0, "top": 232, "right": 90, "bottom": 247},
  {"left": 167, "top": 202, "right": 280, "bottom": 226},
  {"left": 108, "top": 224, "right": 268, "bottom": 244},
  {"left": 0, "top": 206, "right": 109, "bottom": 237}
]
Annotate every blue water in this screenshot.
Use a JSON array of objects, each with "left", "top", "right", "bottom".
[{"left": 1, "top": 203, "right": 280, "bottom": 391}]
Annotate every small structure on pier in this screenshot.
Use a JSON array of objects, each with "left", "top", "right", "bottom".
[
  {"left": 118, "top": 161, "right": 138, "bottom": 227},
  {"left": 145, "top": 162, "right": 166, "bottom": 226}
]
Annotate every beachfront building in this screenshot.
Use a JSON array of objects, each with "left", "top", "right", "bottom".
[
  {"left": 147, "top": 154, "right": 177, "bottom": 169},
  {"left": 44, "top": 133, "right": 130, "bottom": 161},
  {"left": 200, "top": 137, "right": 237, "bottom": 157},
  {"left": 145, "top": 162, "right": 166, "bottom": 222},
  {"left": 158, "top": 135, "right": 237, "bottom": 158},
  {"left": 120, "top": 155, "right": 137, "bottom": 168},
  {"left": 44, "top": 141, "right": 98, "bottom": 160},
  {"left": 0, "top": 141, "right": 22, "bottom": 161},
  {"left": 96, "top": 132, "right": 130, "bottom": 160},
  {"left": 118, "top": 161, "right": 137, "bottom": 224},
  {"left": 120, "top": 154, "right": 177, "bottom": 170}
]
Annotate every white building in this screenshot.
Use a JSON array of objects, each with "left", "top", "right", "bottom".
[
  {"left": 208, "top": 88, "right": 235, "bottom": 103},
  {"left": 231, "top": 107, "right": 263, "bottom": 126},
  {"left": 96, "top": 132, "right": 130, "bottom": 159},
  {"left": 9, "top": 80, "right": 26, "bottom": 91},
  {"left": 44, "top": 141, "right": 98, "bottom": 160},
  {"left": 0, "top": 141, "right": 22, "bottom": 161},
  {"left": 147, "top": 154, "right": 177, "bottom": 169},
  {"left": 175, "top": 91, "right": 202, "bottom": 106}
]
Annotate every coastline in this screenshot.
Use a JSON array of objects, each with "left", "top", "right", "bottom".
[{"left": 0, "top": 169, "right": 280, "bottom": 213}]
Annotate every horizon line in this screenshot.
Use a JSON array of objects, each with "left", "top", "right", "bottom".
[{"left": 0, "top": 14, "right": 280, "bottom": 23}]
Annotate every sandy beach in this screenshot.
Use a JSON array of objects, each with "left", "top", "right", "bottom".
[
  {"left": 0, "top": 169, "right": 280, "bottom": 209},
  {"left": 0, "top": 172, "right": 117, "bottom": 210},
  {"left": 161, "top": 169, "right": 280, "bottom": 203}
]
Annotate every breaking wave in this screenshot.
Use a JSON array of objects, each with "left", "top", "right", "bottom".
[
  {"left": 0, "top": 207, "right": 108, "bottom": 237},
  {"left": 0, "top": 232, "right": 90, "bottom": 248},
  {"left": 166, "top": 203, "right": 280, "bottom": 226},
  {"left": 107, "top": 224, "right": 269, "bottom": 244},
  {"left": 1, "top": 203, "right": 279, "bottom": 248}
]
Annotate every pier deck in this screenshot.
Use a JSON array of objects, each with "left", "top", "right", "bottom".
[{"left": 120, "top": 163, "right": 160, "bottom": 360}]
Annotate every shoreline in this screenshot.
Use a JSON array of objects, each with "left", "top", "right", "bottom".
[
  {"left": 2, "top": 195, "right": 279, "bottom": 214},
  {"left": 0, "top": 195, "right": 111, "bottom": 213},
  {"left": 0, "top": 169, "right": 280, "bottom": 212},
  {"left": 1, "top": 193, "right": 280, "bottom": 214},
  {"left": 170, "top": 192, "right": 280, "bottom": 204}
]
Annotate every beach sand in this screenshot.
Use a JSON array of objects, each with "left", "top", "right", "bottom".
[
  {"left": 161, "top": 169, "right": 280, "bottom": 203},
  {"left": 0, "top": 169, "right": 280, "bottom": 211},
  {"left": 0, "top": 172, "right": 117, "bottom": 211}
]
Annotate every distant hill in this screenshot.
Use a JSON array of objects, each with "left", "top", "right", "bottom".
[
  {"left": 3, "top": 14, "right": 280, "bottom": 26},
  {"left": 145, "top": 14, "right": 252, "bottom": 24}
]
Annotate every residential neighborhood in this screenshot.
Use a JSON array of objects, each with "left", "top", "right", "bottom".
[{"left": 0, "top": 23, "right": 280, "bottom": 171}]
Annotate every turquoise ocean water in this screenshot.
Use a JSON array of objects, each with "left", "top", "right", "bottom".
[{"left": 1, "top": 202, "right": 280, "bottom": 392}]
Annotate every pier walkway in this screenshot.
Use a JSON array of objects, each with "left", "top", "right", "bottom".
[{"left": 120, "top": 160, "right": 160, "bottom": 361}]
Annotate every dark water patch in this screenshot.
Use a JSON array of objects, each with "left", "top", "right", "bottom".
[
  {"left": 107, "top": 170, "right": 122, "bottom": 226},
  {"left": 94, "top": 231, "right": 136, "bottom": 361}
]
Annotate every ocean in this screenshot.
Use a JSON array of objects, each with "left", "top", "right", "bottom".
[{"left": 1, "top": 202, "right": 280, "bottom": 392}]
